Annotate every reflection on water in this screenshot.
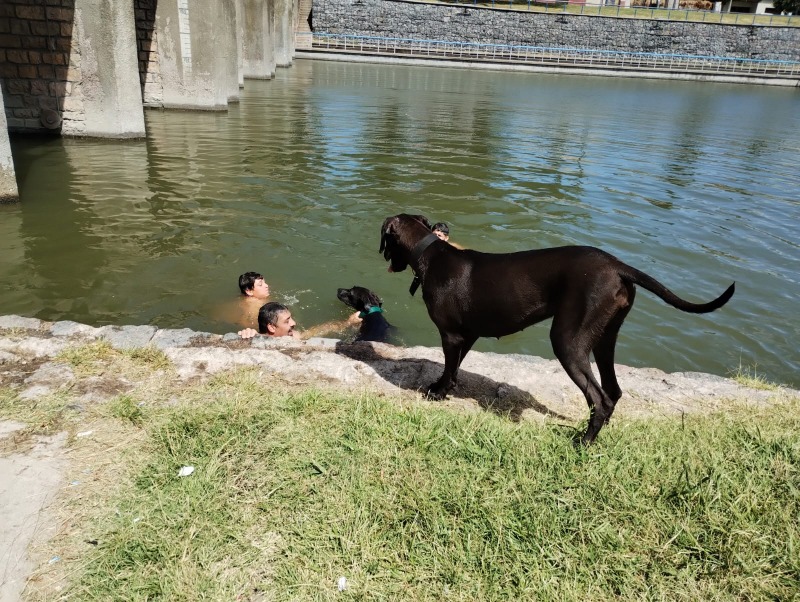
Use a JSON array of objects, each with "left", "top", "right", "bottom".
[{"left": 3, "top": 59, "right": 799, "bottom": 386}]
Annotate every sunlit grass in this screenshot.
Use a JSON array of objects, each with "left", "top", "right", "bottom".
[
  {"left": 64, "top": 373, "right": 799, "bottom": 601},
  {"left": 731, "top": 363, "right": 781, "bottom": 391},
  {"left": 56, "top": 341, "right": 172, "bottom": 378}
]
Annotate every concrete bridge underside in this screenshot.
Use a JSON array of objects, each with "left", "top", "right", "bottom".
[{"left": 1, "top": 0, "right": 299, "bottom": 203}]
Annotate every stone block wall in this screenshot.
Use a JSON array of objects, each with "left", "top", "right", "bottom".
[
  {"left": 313, "top": 0, "right": 800, "bottom": 62},
  {"left": 0, "top": 0, "right": 76, "bottom": 133},
  {"left": 134, "top": 0, "right": 163, "bottom": 106}
]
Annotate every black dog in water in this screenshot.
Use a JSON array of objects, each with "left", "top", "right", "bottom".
[{"left": 337, "top": 286, "right": 394, "bottom": 343}]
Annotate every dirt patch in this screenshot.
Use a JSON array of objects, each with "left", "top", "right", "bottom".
[
  {"left": 0, "top": 357, "right": 50, "bottom": 389},
  {"left": 73, "top": 375, "right": 134, "bottom": 403}
]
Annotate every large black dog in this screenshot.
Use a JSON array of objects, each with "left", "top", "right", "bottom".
[
  {"left": 337, "top": 286, "right": 394, "bottom": 343},
  {"left": 380, "top": 214, "right": 735, "bottom": 445}
]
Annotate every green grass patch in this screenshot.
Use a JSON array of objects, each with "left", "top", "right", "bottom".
[
  {"left": 731, "top": 364, "right": 781, "bottom": 392},
  {"left": 56, "top": 341, "right": 120, "bottom": 376},
  {"left": 69, "top": 373, "right": 800, "bottom": 600},
  {"left": 55, "top": 341, "right": 174, "bottom": 384},
  {"left": 123, "top": 346, "right": 172, "bottom": 372},
  {"left": 106, "top": 394, "right": 145, "bottom": 426}
]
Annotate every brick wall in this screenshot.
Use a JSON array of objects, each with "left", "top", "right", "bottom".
[
  {"left": 0, "top": 0, "right": 76, "bottom": 133},
  {"left": 134, "top": 0, "right": 163, "bottom": 107}
]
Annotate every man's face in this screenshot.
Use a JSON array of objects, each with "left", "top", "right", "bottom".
[
  {"left": 268, "top": 310, "right": 296, "bottom": 337},
  {"left": 433, "top": 229, "right": 448, "bottom": 241},
  {"left": 247, "top": 278, "right": 270, "bottom": 300}
]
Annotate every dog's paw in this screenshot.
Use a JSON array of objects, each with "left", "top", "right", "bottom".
[{"left": 425, "top": 384, "right": 447, "bottom": 401}]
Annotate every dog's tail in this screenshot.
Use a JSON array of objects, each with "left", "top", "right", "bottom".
[{"left": 621, "top": 266, "right": 735, "bottom": 314}]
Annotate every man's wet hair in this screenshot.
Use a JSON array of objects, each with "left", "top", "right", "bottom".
[
  {"left": 432, "top": 222, "right": 449, "bottom": 236},
  {"left": 239, "top": 272, "right": 263, "bottom": 295},
  {"left": 258, "top": 302, "right": 289, "bottom": 335}
]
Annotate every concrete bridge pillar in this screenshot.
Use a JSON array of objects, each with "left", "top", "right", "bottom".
[
  {"left": 64, "top": 0, "right": 145, "bottom": 137},
  {"left": 155, "top": 0, "right": 236, "bottom": 110},
  {"left": 1, "top": 85, "right": 19, "bottom": 204},
  {"left": 221, "top": 0, "right": 240, "bottom": 103},
  {"left": 234, "top": 0, "right": 246, "bottom": 88},
  {"left": 242, "top": 0, "right": 276, "bottom": 79},
  {"left": 274, "top": 0, "right": 295, "bottom": 67}
]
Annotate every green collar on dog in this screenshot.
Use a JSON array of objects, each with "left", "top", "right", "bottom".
[{"left": 358, "top": 306, "right": 384, "bottom": 319}]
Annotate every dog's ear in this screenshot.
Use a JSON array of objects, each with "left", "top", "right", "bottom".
[
  {"left": 380, "top": 216, "right": 397, "bottom": 257},
  {"left": 366, "top": 290, "right": 382, "bottom": 308},
  {"left": 410, "top": 215, "right": 433, "bottom": 230}
]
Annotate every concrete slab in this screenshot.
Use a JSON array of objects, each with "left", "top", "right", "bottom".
[{"left": 0, "top": 427, "right": 66, "bottom": 602}]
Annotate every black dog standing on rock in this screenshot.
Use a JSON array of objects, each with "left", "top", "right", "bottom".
[
  {"left": 337, "top": 286, "right": 394, "bottom": 343},
  {"left": 380, "top": 213, "right": 735, "bottom": 445}
]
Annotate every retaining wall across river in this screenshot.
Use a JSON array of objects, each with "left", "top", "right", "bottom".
[{"left": 313, "top": 0, "right": 800, "bottom": 62}]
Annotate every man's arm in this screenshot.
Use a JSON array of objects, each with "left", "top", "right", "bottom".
[{"left": 300, "top": 312, "right": 362, "bottom": 339}]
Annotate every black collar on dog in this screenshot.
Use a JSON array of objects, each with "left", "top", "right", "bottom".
[
  {"left": 409, "top": 232, "right": 440, "bottom": 265},
  {"left": 408, "top": 233, "right": 439, "bottom": 296}
]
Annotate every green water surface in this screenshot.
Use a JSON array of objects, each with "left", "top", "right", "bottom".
[{"left": 2, "top": 59, "right": 798, "bottom": 386}]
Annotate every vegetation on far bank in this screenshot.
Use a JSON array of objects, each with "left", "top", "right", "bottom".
[{"left": 2, "top": 341, "right": 797, "bottom": 601}]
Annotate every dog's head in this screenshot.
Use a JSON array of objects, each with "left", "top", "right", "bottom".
[
  {"left": 337, "top": 286, "right": 383, "bottom": 312},
  {"left": 379, "top": 214, "right": 434, "bottom": 273}
]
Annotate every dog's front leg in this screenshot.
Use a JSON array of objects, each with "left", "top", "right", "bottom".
[{"left": 426, "top": 332, "right": 467, "bottom": 400}]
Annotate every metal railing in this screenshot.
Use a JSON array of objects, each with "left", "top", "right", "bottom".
[{"left": 307, "top": 33, "right": 800, "bottom": 79}]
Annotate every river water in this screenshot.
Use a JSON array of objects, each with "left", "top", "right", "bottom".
[{"left": 2, "top": 59, "right": 798, "bottom": 386}]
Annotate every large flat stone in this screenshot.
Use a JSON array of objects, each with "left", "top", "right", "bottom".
[
  {"left": 50, "top": 321, "right": 101, "bottom": 339},
  {"left": 0, "top": 316, "right": 43, "bottom": 331},
  {"left": 97, "top": 325, "right": 157, "bottom": 350},
  {"left": 150, "top": 328, "right": 217, "bottom": 350}
]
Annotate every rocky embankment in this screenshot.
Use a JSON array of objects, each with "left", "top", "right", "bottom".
[{"left": 0, "top": 314, "right": 795, "bottom": 600}]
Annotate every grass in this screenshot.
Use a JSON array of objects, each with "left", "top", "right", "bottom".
[
  {"left": 0, "top": 387, "right": 78, "bottom": 454},
  {"left": 56, "top": 341, "right": 172, "bottom": 378},
  {"left": 56, "top": 341, "right": 120, "bottom": 376},
  {"left": 731, "top": 364, "right": 781, "bottom": 392},
  {"left": 54, "top": 370, "right": 799, "bottom": 601}
]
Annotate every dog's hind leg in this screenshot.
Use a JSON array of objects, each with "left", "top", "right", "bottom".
[
  {"left": 550, "top": 319, "right": 615, "bottom": 445},
  {"left": 593, "top": 286, "right": 635, "bottom": 405}
]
